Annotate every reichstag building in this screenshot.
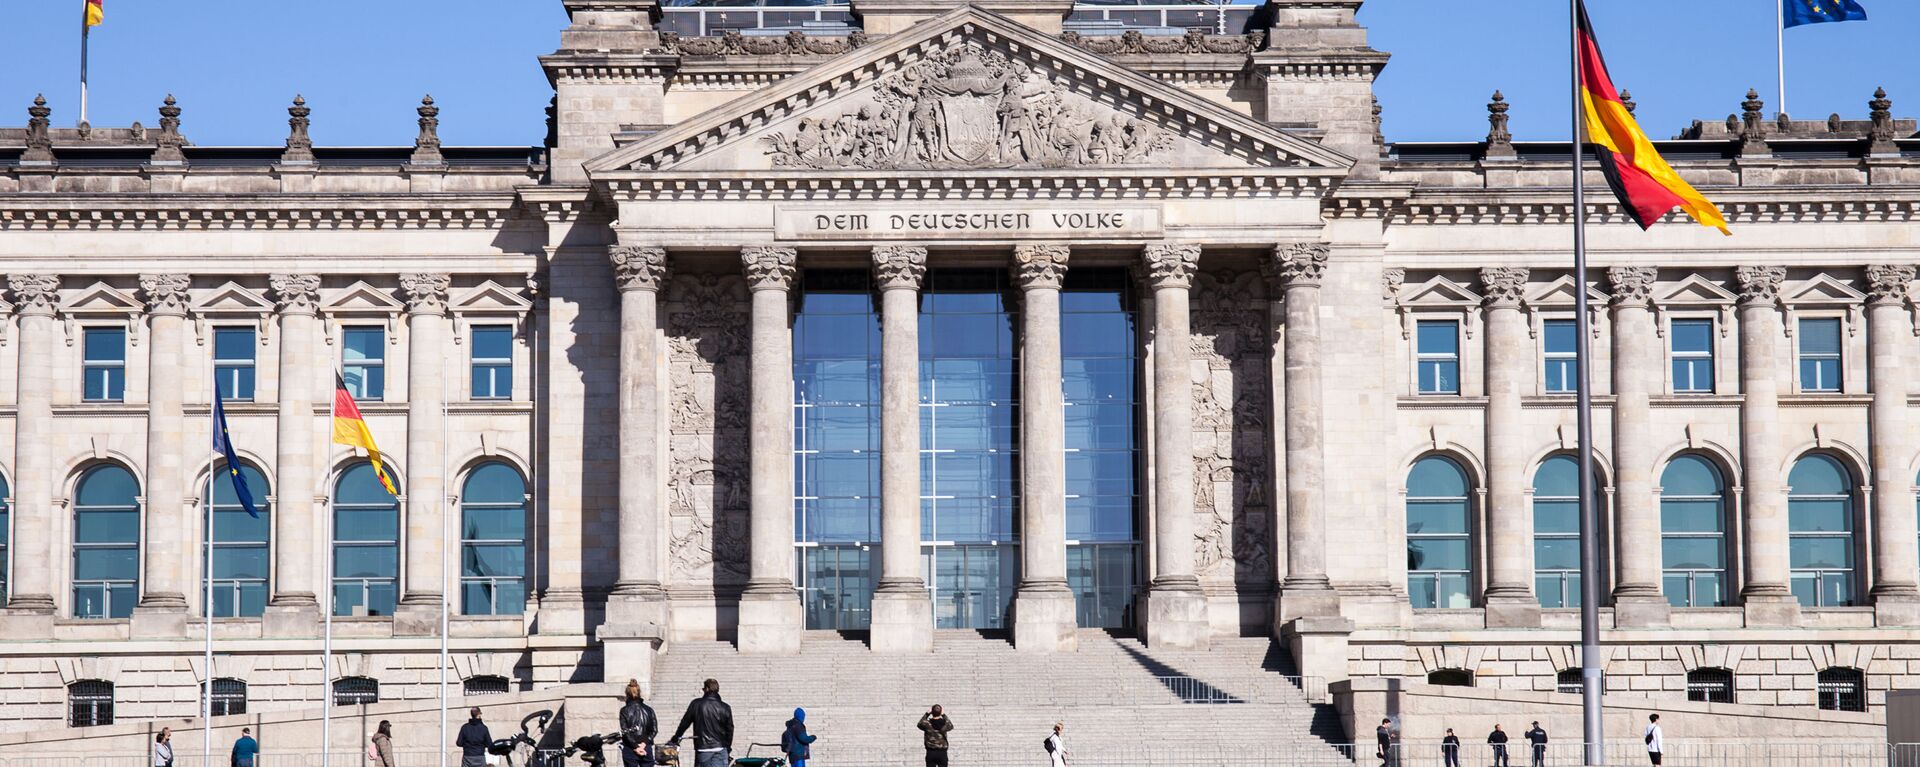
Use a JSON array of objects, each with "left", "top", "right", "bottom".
[{"left": 0, "top": 0, "right": 1916, "bottom": 743}]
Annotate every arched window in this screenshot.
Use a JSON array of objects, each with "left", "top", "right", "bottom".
[
  {"left": 1817, "top": 667, "right": 1865, "bottom": 712},
  {"left": 1407, "top": 457, "right": 1473, "bottom": 609},
  {"left": 1533, "top": 456, "right": 1601, "bottom": 608},
  {"left": 1789, "top": 454, "right": 1856, "bottom": 607},
  {"left": 1555, "top": 669, "right": 1584, "bottom": 695},
  {"left": 464, "top": 675, "right": 511, "bottom": 696},
  {"left": 204, "top": 678, "right": 247, "bottom": 716},
  {"left": 67, "top": 680, "right": 114, "bottom": 727},
  {"left": 73, "top": 465, "right": 140, "bottom": 619},
  {"left": 1661, "top": 455, "right": 1729, "bottom": 608},
  {"left": 1427, "top": 669, "right": 1474, "bottom": 687},
  {"left": 205, "top": 463, "right": 270, "bottom": 617},
  {"left": 0, "top": 474, "right": 10, "bottom": 603},
  {"left": 333, "top": 676, "right": 380, "bottom": 706},
  {"left": 1686, "top": 668, "right": 1735, "bottom": 704},
  {"left": 334, "top": 463, "right": 399, "bottom": 617},
  {"left": 460, "top": 462, "right": 528, "bottom": 616}
]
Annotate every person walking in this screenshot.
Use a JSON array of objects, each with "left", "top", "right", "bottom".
[
  {"left": 152, "top": 728, "right": 175, "bottom": 767},
  {"left": 619, "top": 679, "right": 659, "bottom": 767},
  {"left": 231, "top": 727, "right": 260, "bottom": 767},
  {"left": 370, "top": 721, "right": 395, "bottom": 767},
  {"left": 1487, "top": 724, "right": 1510, "bottom": 767},
  {"left": 1044, "top": 722, "right": 1068, "bottom": 767},
  {"left": 456, "top": 707, "right": 493, "bottom": 767},
  {"left": 917, "top": 704, "right": 953, "bottom": 767},
  {"left": 1441, "top": 729, "right": 1461, "bottom": 767},
  {"left": 1525, "top": 721, "right": 1548, "bottom": 767},
  {"left": 1644, "top": 714, "right": 1664, "bottom": 766},
  {"left": 1374, "top": 719, "right": 1393, "bottom": 767},
  {"left": 782, "top": 708, "right": 816, "bottom": 767},
  {"left": 668, "top": 678, "right": 735, "bottom": 767}
]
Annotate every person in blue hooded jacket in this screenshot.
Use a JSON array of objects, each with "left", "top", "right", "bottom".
[{"left": 781, "top": 708, "right": 816, "bottom": 767}]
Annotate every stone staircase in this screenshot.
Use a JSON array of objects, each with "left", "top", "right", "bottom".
[{"left": 644, "top": 630, "right": 1354, "bottom": 766}]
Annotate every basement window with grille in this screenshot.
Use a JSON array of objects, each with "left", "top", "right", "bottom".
[
  {"left": 1427, "top": 669, "right": 1474, "bottom": 687},
  {"left": 68, "top": 680, "right": 114, "bottom": 727},
  {"left": 205, "top": 678, "right": 248, "bottom": 716},
  {"left": 464, "top": 675, "right": 511, "bottom": 696},
  {"left": 334, "top": 676, "right": 380, "bottom": 707},
  {"left": 1686, "top": 668, "right": 1735, "bottom": 704},
  {"left": 1818, "top": 668, "right": 1865, "bottom": 712}
]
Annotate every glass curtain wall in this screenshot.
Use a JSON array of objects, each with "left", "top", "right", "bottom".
[
  {"left": 1061, "top": 269, "right": 1139, "bottom": 628},
  {"left": 793, "top": 271, "right": 882, "bottom": 630}
]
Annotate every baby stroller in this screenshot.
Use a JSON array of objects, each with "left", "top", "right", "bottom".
[{"left": 731, "top": 743, "right": 788, "bottom": 767}]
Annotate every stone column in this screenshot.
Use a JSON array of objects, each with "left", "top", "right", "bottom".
[
  {"left": 1142, "top": 243, "right": 1209, "bottom": 649},
  {"left": 739, "top": 246, "right": 802, "bottom": 654},
  {"left": 1480, "top": 267, "right": 1540, "bottom": 628},
  {"left": 1608, "top": 266, "right": 1670, "bottom": 627},
  {"left": 1011, "top": 244, "right": 1077, "bottom": 652},
  {"left": 870, "top": 246, "right": 935, "bottom": 652},
  {"left": 1866, "top": 264, "right": 1920, "bottom": 625},
  {"left": 133, "top": 274, "right": 192, "bottom": 637},
  {"left": 394, "top": 272, "right": 451, "bottom": 636},
  {"left": 1271, "top": 243, "right": 1341, "bottom": 621},
  {"left": 3, "top": 275, "right": 59, "bottom": 636},
  {"left": 603, "top": 246, "right": 672, "bottom": 675},
  {"left": 1736, "top": 265, "right": 1800, "bottom": 625},
  {"left": 264, "top": 274, "right": 323, "bottom": 637}
]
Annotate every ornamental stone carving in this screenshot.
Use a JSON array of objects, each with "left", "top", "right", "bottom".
[
  {"left": 659, "top": 29, "right": 869, "bottom": 57},
  {"left": 1058, "top": 28, "right": 1265, "bottom": 56},
  {"left": 400, "top": 272, "right": 452, "bottom": 315},
  {"left": 1144, "top": 244, "right": 1201, "bottom": 288},
  {"left": 762, "top": 42, "right": 1175, "bottom": 170},
  {"left": 664, "top": 273, "right": 753, "bottom": 585},
  {"left": 1270, "top": 242, "right": 1330, "bottom": 288},
  {"left": 139, "top": 274, "right": 193, "bottom": 316},
  {"left": 269, "top": 274, "right": 322, "bottom": 315},
  {"left": 1189, "top": 268, "right": 1270, "bottom": 583},
  {"left": 1607, "top": 266, "right": 1658, "bottom": 307},
  {"left": 1013, "top": 244, "right": 1069, "bottom": 290},
  {"left": 610, "top": 246, "right": 670, "bottom": 293},
  {"left": 8, "top": 274, "right": 61, "bottom": 315},
  {"left": 1865, "top": 264, "right": 1915, "bottom": 306},
  {"left": 872, "top": 246, "right": 929, "bottom": 290},
  {"left": 1736, "top": 265, "right": 1786, "bottom": 305},
  {"left": 23, "top": 95, "right": 53, "bottom": 164},
  {"left": 1381, "top": 268, "right": 1406, "bottom": 302},
  {"left": 741, "top": 247, "right": 798, "bottom": 291},
  {"left": 1479, "top": 267, "right": 1529, "bottom": 308}
]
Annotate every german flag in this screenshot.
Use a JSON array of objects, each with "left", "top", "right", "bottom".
[
  {"left": 84, "top": 0, "right": 103, "bottom": 27},
  {"left": 1577, "top": 3, "right": 1729, "bottom": 234},
  {"left": 333, "top": 373, "right": 400, "bottom": 496}
]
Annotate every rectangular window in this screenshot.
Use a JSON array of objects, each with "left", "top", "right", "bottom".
[
  {"left": 341, "top": 327, "right": 385, "bottom": 400},
  {"left": 213, "top": 327, "right": 257, "bottom": 401},
  {"left": 1798, "top": 317, "right": 1842, "bottom": 392},
  {"left": 470, "top": 325, "right": 514, "bottom": 400},
  {"left": 82, "top": 327, "right": 127, "bottom": 402},
  {"left": 1542, "top": 319, "right": 1578, "bottom": 394},
  {"left": 1670, "top": 319, "right": 1715, "bottom": 393},
  {"left": 1415, "top": 320, "right": 1460, "bottom": 395}
]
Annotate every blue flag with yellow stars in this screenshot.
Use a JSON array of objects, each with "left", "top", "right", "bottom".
[
  {"left": 1785, "top": 0, "right": 1867, "bottom": 27},
  {"left": 212, "top": 389, "right": 261, "bottom": 518}
]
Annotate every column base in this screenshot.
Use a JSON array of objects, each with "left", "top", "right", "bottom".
[
  {"left": 1011, "top": 585, "right": 1079, "bottom": 653},
  {"left": 131, "top": 604, "right": 190, "bottom": 639},
  {"left": 393, "top": 598, "right": 446, "bottom": 637},
  {"left": 1281, "top": 615, "right": 1354, "bottom": 691},
  {"left": 263, "top": 602, "right": 323, "bottom": 638},
  {"left": 1481, "top": 593, "right": 1541, "bottom": 629},
  {"left": 871, "top": 588, "right": 935, "bottom": 653},
  {"left": 0, "top": 603, "right": 55, "bottom": 640},
  {"left": 536, "top": 589, "right": 590, "bottom": 636},
  {"left": 1142, "top": 585, "right": 1210, "bottom": 650},
  {"left": 736, "top": 589, "right": 802, "bottom": 655},
  {"left": 1874, "top": 593, "right": 1920, "bottom": 627},
  {"left": 1611, "top": 592, "right": 1671, "bottom": 628},
  {"left": 602, "top": 593, "right": 670, "bottom": 689},
  {"left": 1742, "top": 592, "right": 1802, "bottom": 627},
  {"left": 1276, "top": 579, "right": 1342, "bottom": 622}
]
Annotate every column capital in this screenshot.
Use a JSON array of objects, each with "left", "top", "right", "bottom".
[
  {"left": 742, "top": 246, "right": 798, "bottom": 292},
  {"left": 139, "top": 274, "right": 193, "bottom": 317},
  {"left": 1478, "top": 266, "right": 1528, "bottom": 309},
  {"left": 400, "top": 272, "right": 452, "bottom": 316},
  {"left": 7, "top": 274, "right": 60, "bottom": 316},
  {"left": 1606, "top": 266, "right": 1658, "bottom": 307},
  {"left": 1865, "top": 264, "right": 1915, "bottom": 306},
  {"left": 1013, "top": 244, "right": 1069, "bottom": 290},
  {"left": 269, "top": 274, "right": 323, "bottom": 316},
  {"left": 1143, "top": 243, "right": 1200, "bottom": 289},
  {"left": 873, "top": 245, "right": 928, "bottom": 291},
  {"left": 1268, "top": 242, "right": 1330, "bottom": 289},
  {"left": 609, "top": 245, "right": 670, "bottom": 292},
  {"left": 1735, "top": 265, "right": 1786, "bottom": 306}
]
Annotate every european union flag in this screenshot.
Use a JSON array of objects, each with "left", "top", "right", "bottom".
[
  {"left": 1784, "top": 0, "right": 1868, "bottom": 28},
  {"left": 212, "top": 390, "right": 261, "bottom": 518}
]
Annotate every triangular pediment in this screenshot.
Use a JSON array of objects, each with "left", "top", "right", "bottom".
[
  {"left": 1784, "top": 274, "right": 1865, "bottom": 305},
  {"left": 63, "top": 281, "right": 141, "bottom": 314},
  {"left": 452, "top": 281, "right": 532, "bottom": 313},
  {"left": 324, "top": 281, "right": 404, "bottom": 313},
  {"left": 1400, "top": 276, "right": 1481, "bottom": 307},
  {"left": 1526, "top": 275, "right": 1608, "bottom": 306},
  {"left": 195, "top": 281, "right": 273, "bottom": 314},
  {"left": 586, "top": 7, "right": 1353, "bottom": 177},
  {"left": 1657, "top": 274, "right": 1737, "bottom": 305}
]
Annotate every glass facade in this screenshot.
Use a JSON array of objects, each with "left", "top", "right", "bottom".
[
  {"left": 1061, "top": 270, "right": 1139, "bottom": 628},
  {"left": 204, "top": 464, "right": 270, "bottom": 618},
  {"left": 1661, "top": 455, "right": 1729, "bottom": 607},
  {"left": 334, "top": 463, "right": 400, "bottom": 616},
  {"left": 792, "top": 271, "right": 881, "bottom": 631},
  {"left": 461, "top": 462, "right": 528, "bottom": 616},
  {"left": 1532, "top": 455, "right": 1587, "bottom": 608},
  {"left": 1407, "top": 456, "right": 1472, "bottom": 609},
  {"left": 1789, "top": 454, "right": 1855, "bottom": 607},
  {"left": 73, "top": 465, "right": 140, "bottom": 619},
  {"left": 214, "top": 327, "right": 257, "bottom": 401}
]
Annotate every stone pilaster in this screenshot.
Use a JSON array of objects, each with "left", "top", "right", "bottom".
[
  {"left": 1271, "top": 243, "right": 1342, "bottom": 621},
  {"left": 1011, "top": 244, "right": 1077, "bottom": 652},
  {"left": 264, "top": 274, "right": 322, "bottom": 638},
  {"left": 870, "top": 245, "right": 935, "bottom": 653},
  {"left": 1866, "top": 264, "right": 1920, "bottom": 625},
  {"left": 394, "top": 272, "right": 451, "bottom": 636},
  {"left": 1608, "top": 266, "right": 1669, "bottom": 627},
  {"left": 603, "top": 246, "right": 671, "bottom": 678},
  {"left": 3, "top": 274, "right": 59, "bottom": 637},
  {"left": 738, "top": 246, "right": 801, "bottom": 654},
  {"left": 1736, "top": 265, "right": 1800, "bottom": 626},
  {"left": 1142, "top": 243, "right": 1209, "bottom": 649},
  {"left": 133, "top": 273, "right": 192, "bottom": 638},
  {"left": 1479, "top": 267, "right": 1540, "bottom": 628}
]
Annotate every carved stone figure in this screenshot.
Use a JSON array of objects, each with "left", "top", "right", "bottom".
[{"left": 665, "top": 273, "right": 754, "bottom": 584}]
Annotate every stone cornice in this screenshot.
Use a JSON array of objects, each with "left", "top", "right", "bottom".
[
  {"left": 538, "top": 53, "right": 679, "bottom": 84},
  {"left": 1392, "top": 187, "right": 1920, "bottom": 227},
  {"left": 601, "top": 169, "right": 1336, "bottom": 201},
  {"left": 0, "top": 194, "right": 519, "bottom": 232}
]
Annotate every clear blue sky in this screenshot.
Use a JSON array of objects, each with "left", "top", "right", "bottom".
[{"left": 1, "top": 0, "right": 1913, "bottom": 147}]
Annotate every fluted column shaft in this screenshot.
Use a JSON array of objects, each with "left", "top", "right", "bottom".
[
  {"left": 398, "top": 273, "right": 451, "bottom": 624},
  {"left": 612, "top": 247, "right": 668, "bottom": 597},
  {"left": 1015, "top": 246, "right": 1068, "bottom": 592},
  {"left": 1480, "top": 268, "right": 1537, "bottom": 626},
  {"left": 875, "top": 247, "right": 927, "bottom": 593},
  {"left": 6, "top": 275, "right": 59, "bottom": 615},
  {"left": 1735, "top": 266, "right": 1797, "bottom": 623},
  {"left": 738, "top": 247, "right": 802, "bottom": 654},
  {"left": 139, "top": 274, "right": 192, "bottom": 612},
  {"left": 1142, "top": 244, "right": 1208, "bottom": 649},
  {"left": 270, "top": 275, "right": 322, "bottom": 609},
  {"left": 1608, "top": 268, "right": 1666, "bottom": 625},
  {"left": 1274, "top": 245, "right": 1338, "bottom": 620},
  {"left": 1867, "top": 265, "right": 1920, "bottom": 613}
]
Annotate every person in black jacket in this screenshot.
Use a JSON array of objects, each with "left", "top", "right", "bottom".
[
  {"left": 619, "top": 679, "right": 659, "bottom": 767},
  {"left": 668, "top": 678, "right": 734, "bottom": 767},
  {"left": 455, "top": 708, "right": 492, "bottom": 767},
  {"left": 1441, "top": 729, "right": 1461, "bottom": 767},
  {"left": 1374, "top": 719, "right": 1393, "bottom": 767},
  {"left": 1487, "top": 724, "right": 1511, "bottom": 767},
  {"left": 1525, "top": 722, "right": 1548, "bottom": 767}
]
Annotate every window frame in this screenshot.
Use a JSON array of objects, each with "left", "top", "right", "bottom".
[
  {"left": 67, "top": 680, "right": 115, "bottom": 728},
  {"left": 80, "top": 326, "right": 128, "bottom": 403},
  {"left": 1406, "top": 456, "right": 1474, "bottom": 610},
  {"left": 469, "top": 324, "right": 515, "bottom": 401},
  {"left": 1555, "top": 669, "right": 1585, "bottom": 696},
  {"left": 1686, "top": 668, "right": 1735, "bottom": 704},
  {"left": 72, "top": 464, "right": 141, "bottom": 620},
  {"left": 204, "top": 462, "right": 271, "bottom": 618},
  {"left": 333, "top": 463, "right": 400, "bottom": 617},
  {"left": 205, "top": 678, "right": 248, "bottom": 717},
  {"left": 1788, "top": 454, "right": 1858, "bottom": 608},
  {"left": 1794, "top": 315, "right": 1845, "bottom": 394},
  {"left": 212, "top": 325, "right": 258, "bottom": 402},
  {"left": 340, "top": 325, "right": 387, "bottom": 401},
  {"left": 0, "top": 475, "right": 10, "bottom": 605},
  {"left": 1540, "top": 317, "right": 1580, "bottom": 395},
  {"left": 1660, "top": 455, "right": 1731, "bottom": 609},
  {"left": 1816, "top": 667, "right": 1866, "bottom": 712},
  {"left": 1532, "top": 455, "right": 1600, "bottom": 610},
  {"left": 1413, "top": 318, "right": 1462, "bottom": 396},
  {"left": 459, "top": 462, "right": 529, "bottom": 616},
  {"left": 333, "top": 676, "right": 380, "bottom": 707},
  {"left": 1667, "top": 316, "right": 1718, "bottom": 395}
]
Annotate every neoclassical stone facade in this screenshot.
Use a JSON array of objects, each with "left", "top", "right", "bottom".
[{"left": 1, "top": 0, "right": 1919, "bottom": 733}]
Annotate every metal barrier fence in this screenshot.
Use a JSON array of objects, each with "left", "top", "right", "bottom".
[{"left": 1374, "top": 740, "right": 1892, "bottom": 767}]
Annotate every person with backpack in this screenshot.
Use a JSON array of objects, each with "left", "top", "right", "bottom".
[
  {"left": 1043, "top": 722, "right": 1068, "bottom": 767},
  {"left": 369, "top": 721, "right": 395, "bottom": 767},
  {"left": 619, "top": 679, "right": 659, "bottom": 767},
  {"left": 1645, "top": 714, "right": 1664, "bottom": 765},
  {"left": 781, "top": 708, "right": 816, "bottom": 767}
]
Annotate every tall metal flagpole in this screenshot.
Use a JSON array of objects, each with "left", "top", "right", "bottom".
[
  {"left": 1776, "top": 0, "right": 1789, "bottom": 116},
  {"left": 1571, "top": 1, "right": 1605, "bottom": 764},
  {"left": 322, "top": 370, "right": 339, "bottom": 767},
  {"left": 205, "top": 357, "right": 217, "bottom": 767},
  {"left": 439, "top": 341, "right": 452, "bottom": 767},
  {"left": 78, "top": 5, "right": 89, "bottom": 126}
]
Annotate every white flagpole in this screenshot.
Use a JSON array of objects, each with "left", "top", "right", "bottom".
[
  {"left": 439, "top": 337, "right": 452, "bottom": 767},
  {"left": 205, "top": 352, "right": 216, "bottom": 767},
  {"left": 322, "top": 368, "right": 339, "bottom": 767},
  {"left": 78, "top": 6, "right": 89, "bottom": 127},
  {"left": 1777, "top": 0, "right": 1789, "bottom": 116}
]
